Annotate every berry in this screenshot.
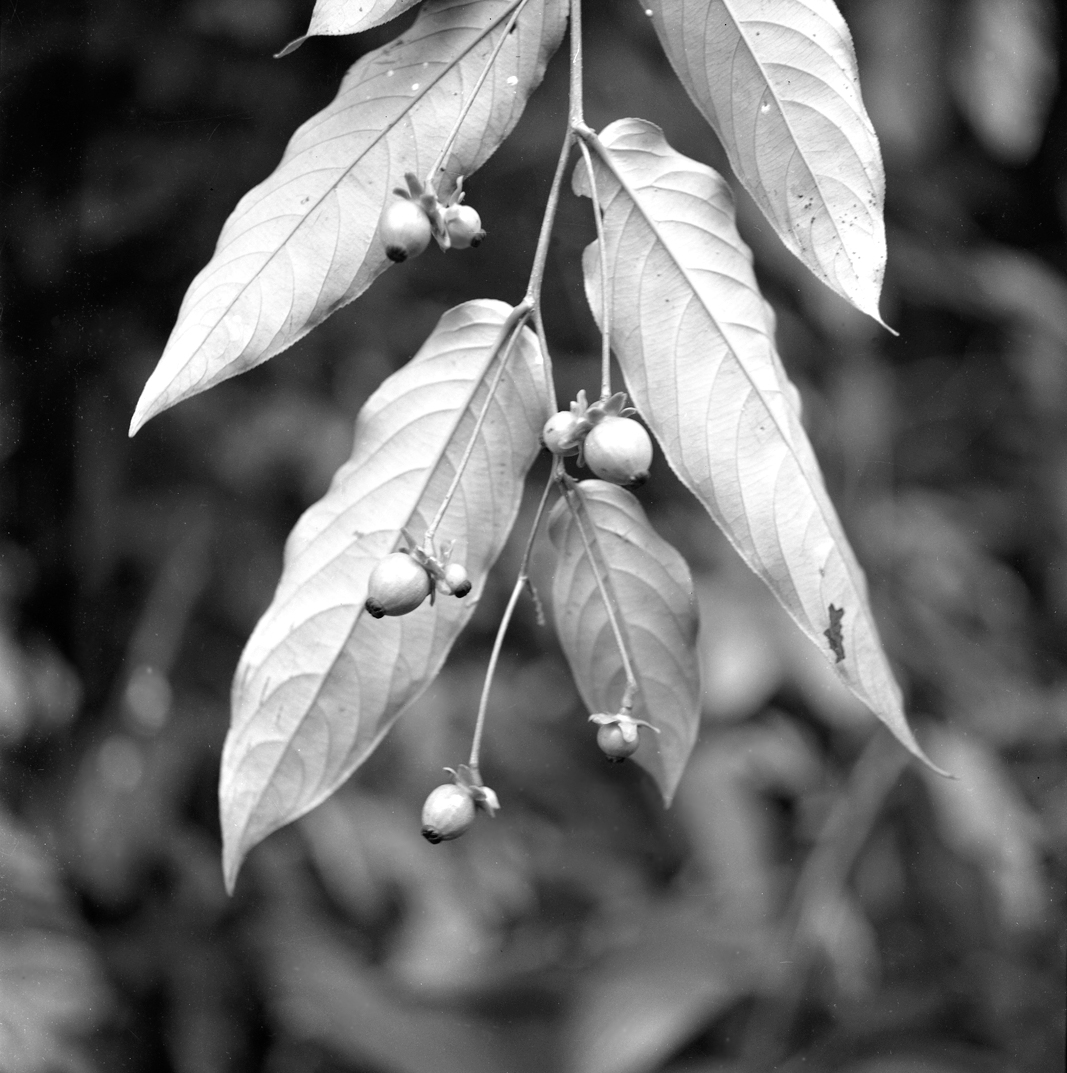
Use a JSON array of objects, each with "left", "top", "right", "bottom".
[
  {"left": 442, "top": 562, "right": 471, "bottom": 598},
  {"left": 443, "top": 204, "right": 485, "bottom": 249},
  {"left": 541, "top": 411, "right": 582, "bottom": 456},
  {"left": 589, "top": 710, "right": 658, "bottom": 762},
  {"left": 584, "top": 416, "right": 653, "bottom": 487},
  {"left": 380, "top": 198, "right": 432, "bottom": 262},
  {"left": 365, "top": 552, "right": 432, "bottom": 618},
  {"left": 421, "top": 783, "right": 476, "bottom": 843},
  {"left": 596, "top": 721, "right": 639, "bottom": 762}
]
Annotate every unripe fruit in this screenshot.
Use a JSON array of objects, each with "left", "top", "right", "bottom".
[
  {"left": 365, "top": 552, "right": 432, "bottom": 618},
  {"left": 541, "top": 411, "right": 582, "bottom": 456},
  {"left": 584, "top": 416, "right": 653, "bottom": 487},
  {"left": 444, "top": 204, "right": 485, "bottom": 249},
  {"left": 380, "top": 198, "right": 432, "bottom": 262},
  {"left": 596, "top": 721, "right": 640, "bottom": 762},
  {"left": 443, "top": 562, "right": 471, "bottom": 597},
  {"left": 421, "top": 783, "right": 476, "bottom": 843}
]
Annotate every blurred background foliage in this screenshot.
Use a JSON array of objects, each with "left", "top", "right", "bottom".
[{"left": 2, "top": 0, "right": 1066, "bottom": 1070}]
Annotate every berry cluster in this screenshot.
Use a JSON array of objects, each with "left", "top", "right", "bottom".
[
  {"left": 379, "top": 172, "right": 486, "bottom": 263},
  {"left": 364, "top": 538, "right": 471, "bottom": 619},
  {"left": 541, "top": 390, "right": 653, "bottom": 487}
]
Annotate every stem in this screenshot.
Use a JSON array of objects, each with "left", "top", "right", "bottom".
[
  {"left": 425, "top": 0, "right": 531, "bottom": 190},
  {"left": 523, "top": 126, "right": 575, "bottom": 309},
  {"left": 559, "top": 475, "right": 638, "bottom": 712},
  {"left": 469, "top": 466, "right": 558, "bottom": 774},
  {"left": 577, "top": 138, "right": 612, "bottom": 398},
  {"left": 424, "top": 304, "right": 530, "bottom": 544},
  {"left": 569, "top": 0, "right": 584, "bottom": 127}
]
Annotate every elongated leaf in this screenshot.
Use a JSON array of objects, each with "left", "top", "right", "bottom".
[
  {"left": 130, "top": 0, "right": 565, "bottom": 434},
  {"left": 647, "top": 0, "right": 888, "bottom": 322},
  {"left": 221, "top": 300, "right": 548, "bottom": 890},
  {"left": 279, "top": 0, "right": 423, "bottom": 57},
  {"left": 575, "top": 119, "right": 935, "bottom": 768},
  {"left": 548, "top": 480, "right": 701, "bottom": 804}
]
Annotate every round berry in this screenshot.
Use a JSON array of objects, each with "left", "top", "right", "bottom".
[
  {"left": 380, "top": 198, "right": 432, "bottom": 263},
  {"left": 541, "top": 411, "right": 582, "bottom": 456},
  {"left": 365, "top": 552, "right": 432, "bottom": 618},
  {"left": 421, "top": 783, "right": 476, "bottom": 843},
  {"left": 443, "top": 562, "right": 471, "bottom": 598},
  {"left": 596, "top": 722, "right": 639, "bottom": 762},
  {"left": 583, "top": 416, "right": 653, "bottom": 487},
  {"left": 444, "top": 204, "right": 485, "bottom": 249}
]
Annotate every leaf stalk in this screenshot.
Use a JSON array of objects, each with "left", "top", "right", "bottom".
[{"left": 468, "top": 465, "right": 559, "bottom": 775}]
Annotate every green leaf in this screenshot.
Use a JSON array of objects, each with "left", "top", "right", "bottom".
[
  {"left": 130, "top": 0, "right": 566, "bottom": 434},
  {"left": 278, "top": 0, "right": 423, "bottom": 56},
  {"left": 575, "top": 118, "right": 937, "bottom": 770},
  {"left": 548, "top": 479, "right": 701, "bottom": 805},
  {"left": 646, "top": 0, "right": 888, "bottom": 323},
  {"left": 220, "top": 300, "right": 548, "bottom": 891}
]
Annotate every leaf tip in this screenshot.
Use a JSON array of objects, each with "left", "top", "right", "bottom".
[
  {"left": 221, "top": 814, "right": 250, "bottom": 895},
  {"left": 274, "top": 35, "right": 307, "bottom": 59},
  {"left": 128, "top": 392, "right": 158, "bottom": 437}
]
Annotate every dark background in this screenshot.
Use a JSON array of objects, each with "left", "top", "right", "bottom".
[{"left": 2, "top": 1, "right": 1065, "bottom": 1071}]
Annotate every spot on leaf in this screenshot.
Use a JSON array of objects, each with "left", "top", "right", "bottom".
[{"left": 824, "top": 604, "right": 845, "bottom": 663}]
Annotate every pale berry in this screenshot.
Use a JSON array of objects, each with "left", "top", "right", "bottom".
[
  {"left": 443, "top": 204, "right": 485, "bottom": 249},
  {"left": 596, "top": 721, "right": 640, "bottom": 762},
  {"left": 541, "top": 411, "right": 582, "bottom": 456},
  {"left": 365, "top": 552, "right": 431, "bottom": 618},
  {"left": 442, "top": 562, "right": 471, "bottom": 598},
  {"left": 584, "top": 416, "right": 653, "bottom": 487},
  {"left": 421, "top": 783, "right": 476, "bottom": 843},
  {"left": 380, "top": 198, "right": 432, "bottom": 263}
]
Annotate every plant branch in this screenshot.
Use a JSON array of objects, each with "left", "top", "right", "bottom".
[
  {"left": 424, "top": 0, "right": 531, "bottom": 190},
  {"left": 523, "top": 127, "right": 574, "bottom": 310},
  {"left": 577, "top": 138, "right": 612, "bottom": 398},
  {"left": 559, "top": 474, "right": 638, "bottom": 712},
  {"left": 568, "top": 0, "right": 584, "bottom": 127},
  {"left": 469, "top": 465, "right": 558, "bottom": 774}
]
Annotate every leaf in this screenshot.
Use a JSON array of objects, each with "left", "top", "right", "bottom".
[
  {"left": 574, "top": 118, "right": 937, "bottom": 769},
  {"left": 220, "top": 300, "right": 548, "bottom": 891},
  {"left": 547, "top": 479, "right": 701, "bottom": 805},
  {"left": 278, "top": 0, "right": 423, "bottom": 56},
  {"left": 130, "top": 0, "right": 566, "bottom": 434},
  {"left": 646, "top": 0, "right": 889, "bottom": 323}
]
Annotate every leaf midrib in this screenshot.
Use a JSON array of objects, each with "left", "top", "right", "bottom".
[{"left": 590, "top": 130, "right": 852, "bottom": 590}]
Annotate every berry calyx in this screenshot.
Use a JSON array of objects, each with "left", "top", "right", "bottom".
[
  {"left": 380, "top": 198, "right": 432, "bottom": 263},
  {"left": 589, "top": 711, "right": 659, "bottom": 763},
  {"left": 444, "top": 203, "right": 485, "bottom": 249},
  {"left": 365, "top": 552, "right": 432, "bottom": 618},
  {"left": 421, "top": 783, "right": 476, "bottom": 843},
  {"left": 583, "top": 416, "right": 653, "bottom": 487},
  {"left": 541, "top": 411, "right": 583, "bottom": 456},
  {"left": 442, "top": 562, "right": 471, "bottom": 598}
]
